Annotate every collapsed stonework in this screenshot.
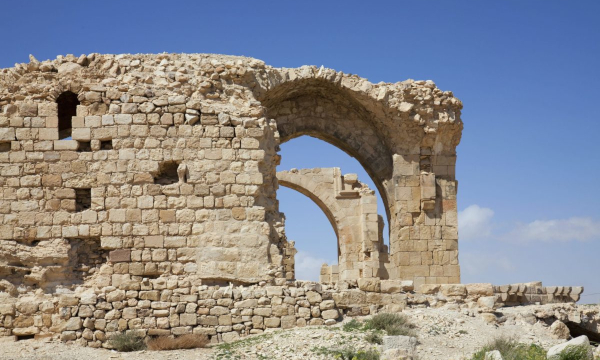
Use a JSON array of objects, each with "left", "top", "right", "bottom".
[{"left": 0, "top": 53, "right": 582, "bottom": 346}]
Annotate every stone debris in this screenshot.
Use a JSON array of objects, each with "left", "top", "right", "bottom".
[{"left": 0, "top": 303, "right": 597, "bottom": 360}]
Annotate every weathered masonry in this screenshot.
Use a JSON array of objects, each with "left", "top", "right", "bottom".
[
  {"left": 0, "top": 53, "right": 462, "bottom": 292},
  {"left": 0, "top": 53, "right": 583, "bottom": 346}
]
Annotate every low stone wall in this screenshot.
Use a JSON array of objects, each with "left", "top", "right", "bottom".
[{"left": 0, "top": 279, "right": 582, "bottom": 347}]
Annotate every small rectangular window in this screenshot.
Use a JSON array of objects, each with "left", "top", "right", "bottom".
[
  {"left": 75, "top": 188, "right": 91, "bottom": 211},
  {"left": 100, "top": 140, "right": 113, "bottom": 150},
  {"left": 78, "top": 141, "right": 91, "bottom": 152},
  {"left": 0, "top": 143, "right": 10, "bottom": 152}
]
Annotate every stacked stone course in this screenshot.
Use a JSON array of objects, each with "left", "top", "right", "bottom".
[{"left": 0, "top": 279, "right": 582, "bottom": 346}]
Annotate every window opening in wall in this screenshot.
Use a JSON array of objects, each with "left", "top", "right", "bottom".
[
  {"left": 100, "top": 140, "right": 113, "bottom": 150},
  {"left": 154, "top": 161, "right": 181, "bottom": 185},
  {"left": 75, "top": 188, "right": 91, "bottom": 211},
  {"left": 77, "top": 141, "right": 91, "bottom": 152},
  {"left": 56, "top": 91, "right": 79, "bottom": 140},
  {"left": 0, "top": 142, "right": 10, "bottom": 152}
]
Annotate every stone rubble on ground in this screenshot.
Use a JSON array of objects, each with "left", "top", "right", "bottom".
[{"left": 1, "top": 302, "right": 597, "bottom": 360}]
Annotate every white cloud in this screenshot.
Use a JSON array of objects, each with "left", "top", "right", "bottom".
[
  {"left": 458, "top": 204, "right": 600, "bottom": 243},
  {"left": 506, "top": 217, "right": 600, "bottom": 243},
  {"left": 460, "top": 251, "right": 515, "bottom": 277},
  {"left": 458, "top": 204, "right": 495, "bottom": 241},
  {"left": 294, "top": 250, "right": 336, "bottom": 282}
]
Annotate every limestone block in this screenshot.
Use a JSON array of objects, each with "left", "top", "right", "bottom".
[
  {"left": 264, "top": 317, "right": 280, "bottom": 328},
  {"left": 72, "top": 128, "right": 91, "bottom": 141},
  {"left": 180, "top": 313, "right": 197, "bottom": 326},
  {"left": 440, "top": 284, "right": 466, "bottom": 296},
  {"left": 54, "top": 140, "right": 79, "bottom": 151},
  {"left": 222, "top": 331, "right": 240, "bottom": 342},
  {"left": 418, "top": 284, "right": 440, "bottom": 294},
  {"left": 319, "top": 300, "right": 335, "bottom": 310},
  {"left": 12, "top": 327, "right": 39, "bottom": 336},
  {"left": 266, "top": 286, "right": 283, "bottom": 297},
  {"left": 16, "top": 298, "right": 40, "bottom": 315},
  {"left": 466, "top": 283, "right": 494, "bottom": 296},
  {"left": 79, "top": 292, "right": 97, "bottom": 305},
  {"left": 106, "top": 290, "right": 126, "bottom": 302},
  {"left": 145, "top": 235, "right": 163, "bottom": 248},
  {"left": 65, "top": 317, "right": 82, "bottom": 331},
  {"left": 19, "top": 103, "right": 38, "bottom": 117},
  {"left": 306, "top": 291, "right": 322, "bottom": 304},
  {"left": 381, "top": 280, "right": 404, "bottom": 293},
  {"left": 547, "top": 336, "right": 593, "bottom": 359},
  {"left": 0, "top": 303, "right": 16, "bottom": 315},
  {"left": 281, "top": 315, "right": 296, "bottom": 329},
  {"left": 358, "top": 278, "right": 381, "bottom": 292},
  {"left": 550, "top": 320, "right": 571, "bottom": 340},
  {"left": 477, "top": 296, "right": 496, "bottom": 309},
  {"left": 109, "top": 249, "right": 131, "bottom": 262},
  {"left": 321, "top": 309, "right": 339, "bottom": 320}
]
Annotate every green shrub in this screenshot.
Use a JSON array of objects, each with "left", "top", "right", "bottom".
[
  {"left": 470, "top": 337, "right": 546, "bottom": 360},
  {"left": 365, "top": 332, "right": 383, "bottom": 345},
  {"left": 343, "top": 319, "right": 364, "bottom": 332},
  {"left": 364, "top": 313, "right": 416, "bottom": 337},
  {"left": 553, "top": 344, "right": 593, "bottom": 360},
  {"left": 109, "top": 332, "right": 147, "bottom": 352},
  {"left": 313, "top": 346, "right": 380, "bottom": 360}
]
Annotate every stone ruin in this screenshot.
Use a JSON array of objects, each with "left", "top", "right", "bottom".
[{"left": 0, "top": 53, "right": 582, "bottom": 345}]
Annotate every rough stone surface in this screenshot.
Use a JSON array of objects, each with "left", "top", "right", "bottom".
[
  {"left": 0, "top": 53, "right": 586, "bottom": 347},
  {"left": 547, "top": 335, "right": 594, "bottom": 359},
  {"left": 550, "top": 320, "right": 570, "bottom": 340}
]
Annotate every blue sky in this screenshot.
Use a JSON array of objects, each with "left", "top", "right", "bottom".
[{"left": 1, "top": 1, "right": 599, "bottom": 303}]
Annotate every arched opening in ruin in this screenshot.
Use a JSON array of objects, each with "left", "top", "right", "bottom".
[
  {"left": 262, "top": 78, "right": 395, "bottom": 282},
  {"left": 277, "top": 136, "right": 390, "bottom": 282},
  {"left": 56, "top": 91, "right": 79, "bottom": 139}
]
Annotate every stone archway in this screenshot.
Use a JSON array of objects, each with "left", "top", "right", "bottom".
[
  {"left": 276, "top": 168, "right": 389, "bottom": 282},
  {"left": 260, "top": 74, "right": 463, "bottom": 287}
]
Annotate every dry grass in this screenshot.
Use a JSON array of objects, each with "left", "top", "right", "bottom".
[{"left": 147, "top": 334, "right": 209, "bottom": 351}]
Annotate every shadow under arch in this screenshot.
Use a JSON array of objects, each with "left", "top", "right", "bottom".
[{"left": 262, "top": 78, "right": 395, "bottom": 226}]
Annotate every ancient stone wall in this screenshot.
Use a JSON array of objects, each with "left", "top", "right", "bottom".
[
  {"left": 0, "top": 53, "right": 463, "bottom": 290},
  {"left": 0, "top": 279, "right": 582, "bottom": 346}
]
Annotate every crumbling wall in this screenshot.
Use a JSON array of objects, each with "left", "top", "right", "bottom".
[
  {"left": 0, "top": 280, "right": 583, "bottom": 345},
  {"left": 0, "top": 53, "right": 462, "bottom": 291}
]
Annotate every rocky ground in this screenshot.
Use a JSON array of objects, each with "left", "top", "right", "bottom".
[{"left": 1, "top": 304, "right": 598, "bottom": 360}]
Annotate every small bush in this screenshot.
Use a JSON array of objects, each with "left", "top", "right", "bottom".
[
  {"left": 470, "top": 337, "right": 546, "bottom": 360},
  {"left": 364, "top": 313, "right": 416, "bottom": 337},
  {"left": 365, "top": 332, "right": 383, "bottom": 345},
  {"left": 313, "top": 346, "right": 379, "bottom": 360},
  {"left": 553, "top": 344, "right": 594, "bottom": 360},
  {"left": 343, "top": 319, "right": 364, "bottom": 332},
  {"left": 109, "top": 332, "right": 146, "bottom": 352},
  {"left": 147, "top": 334, "right": 209, "bottom": 351}
]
